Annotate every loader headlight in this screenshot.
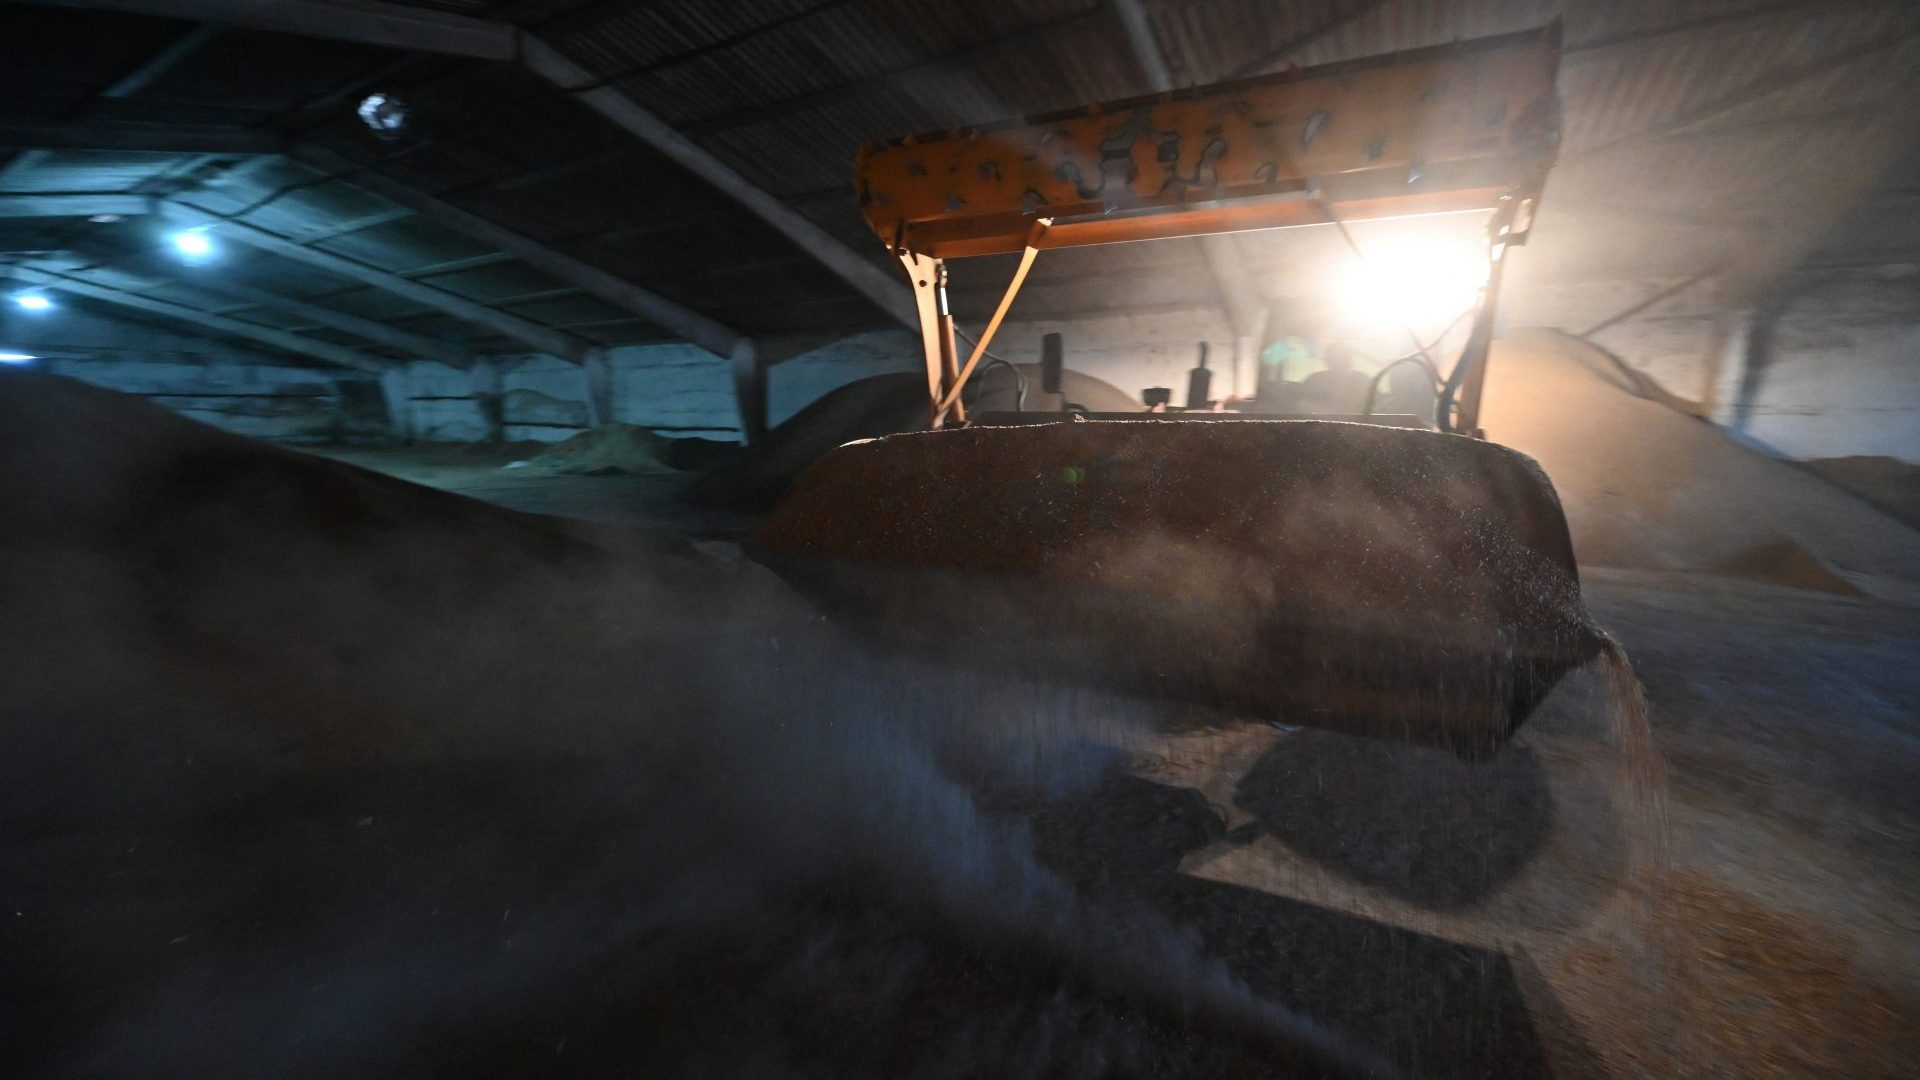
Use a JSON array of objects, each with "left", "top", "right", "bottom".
[{"left": 1335, "top": 237, "right": 1485, "bottom": 335}]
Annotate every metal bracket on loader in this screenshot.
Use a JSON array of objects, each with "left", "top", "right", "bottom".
[
  {"left": 1443, "top": 175, "right": 1548, "bottom": 437},
  {"left": 895, "top": 217, "right": 1050, "bottom": 429}
]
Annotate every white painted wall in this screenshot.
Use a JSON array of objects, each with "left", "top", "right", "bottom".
[
  {"left": 356, "top": 345, "right": 753, "bottom": 445},
  {"left": 605, "top": 343, "right": 739, "bottom": 438},
  {"left": 394, "top": 359, "right": 491, "bottom": 442},
  {"left": 502, "top": 355, "right": 590, "bottom": 439}
]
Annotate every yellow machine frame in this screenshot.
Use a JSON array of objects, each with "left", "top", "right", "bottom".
[{"left": 853, "top": 25, "right": 1561, "bottom": 433}]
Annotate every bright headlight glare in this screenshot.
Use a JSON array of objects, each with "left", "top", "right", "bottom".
[{"left": 1336, "top": 238, "right": 1486, "bottom": 333}]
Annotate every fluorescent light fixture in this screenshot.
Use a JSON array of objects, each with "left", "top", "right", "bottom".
[
  {"left": 168, "top": 228, "right": 216, "bottom": 261},
  {"left": 13, "top": 292, "right": 53, "bottom": 312},
  {"left": 0, "top": 352, "right": 37, "bottom": 363}
]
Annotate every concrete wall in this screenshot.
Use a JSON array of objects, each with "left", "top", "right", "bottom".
[
  {"left": 1503, "top": 270, "right": 1727, "bottom": 403},
  {"left": 32, "top": 249, "right": 1917, "bottom": 467},
  {"left": 765, "top": 309, "right": 1248, "bottom": 428},
  {"left": 37, "top": 355, "right": 388, "bottom": 444},
  {"left": 1729, "top": 266, "right": 1920, "bottom": 462},
  {"left": 33, "top": 311, "right": 1236, "bottom": 449},
  {"left": 767, "top": 331, "right": 914, "bottom": 427},
  {"left": 390, "top": 309, "right": 1264, "bottom": 446},
  {"left": 604, "top": 344, "right": 739, "bottom": 438},
  {"left": 385, "top": 346, "right": 749, "bottom": 443},
  {"left": 36, "top": 344, "right": 745, "bottom": 447},
  {"left": 393, "top": 359, "right": 491, "bottom": 443},
  {"left": 1500, "top": 262, "right": 1920, "bottom": 466},
  {"left": 1494, "top": 157, "right": 1920, "bottom": 467}
]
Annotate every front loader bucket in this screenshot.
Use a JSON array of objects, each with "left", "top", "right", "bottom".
[{"left": 757, "top": 420, "right": 1605, "bottom": 755}]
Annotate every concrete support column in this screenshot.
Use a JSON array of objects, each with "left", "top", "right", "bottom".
[
  {"left": 469, "top": 358, "right": 504, "bottom": 442},
  {"left": 379, "top": 367, "right": 413, "bottom": 444},
  {"left": 730, "top": 338, "right": 763, "bottom": 444},
  {"left": 582, "top": 349, "right": 615, "bottom": 428}
]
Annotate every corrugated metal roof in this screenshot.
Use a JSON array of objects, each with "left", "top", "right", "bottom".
[
  {"left": 1, "top": 0, "right": 1915, "bottom": 365},
  {"left": 126, "top": 29, "right": 396, "bottom": 118},
  {"left": 1557, "top": 3, "right": 1911, "bottom": 150}
]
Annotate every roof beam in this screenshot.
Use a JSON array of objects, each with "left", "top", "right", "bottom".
[
  {"left": 53, "top": 242, "right": 475, "bottom": 365},
  {"left": 289, "top": 206, "right": 413, "bottom": 243},
  {"left": 101, "top": 24, "right": 224, "bottom": 98},
  {"left": 0, "top": 25, "right": 223, "bottom": 187},
  {"left": 15, "top": 0, "right": 518, "bottom": 60},
  {"left": 0, "top": 290, "right": 269, "bottom": 359},
  {"left": 518, "top": 38, "right": 914, "bottom": 327},
  {"left": 191, "top": 276, "right": 473, "bottom": 365},
  {"left": 17, "top": 0, "right": 918, "bottom": 327},
  {"left": 160, "top": 200, "right": 602, "bottom": 362},
  {"left": 0, "top": 194, "right": 153, "bottom": 218},
  {"left": 289, "top": 143, "right": 749, "bottom": 357},
  {"left": 11, "top": 264, "right": 390, "bottom": 372},
  {"left": 399, "top": 251, "right": 516, "bottom": 278},
  {"left": 0, "top": 119, "right": 282, "bottom": 154}
]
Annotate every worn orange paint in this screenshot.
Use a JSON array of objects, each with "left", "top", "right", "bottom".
[{"left": 856, "top": 26, "right": 1560, "bottom": 257}]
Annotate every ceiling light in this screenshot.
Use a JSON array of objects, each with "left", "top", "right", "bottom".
[
  {"left": 358, "top": 92, "right": 410, "bottom": 141},
  {"left": 0, "top": 352, "right": 37, "bottom": 363},
  {"left": 12, "top": 293, "right": 53, "bottom": 312},
  {"left": 168, "top": 228, "right": 215, "bottom": 262}
]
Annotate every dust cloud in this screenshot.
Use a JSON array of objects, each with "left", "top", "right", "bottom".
[{"left": 1, "top": 370, "right": 1391, "bottom": 1078}]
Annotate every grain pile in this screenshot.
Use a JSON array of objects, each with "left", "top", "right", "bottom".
[
  {"left": 0, "top": 369, "right": 1392, "bottom": 1079},
  {"left": 522, "top": 422, "right": 677, "bottom": 475},
  {"left": 1562, "top": 870, "right": 1920, "bottom": 1079},
  {"left": 1481, "top": 329, "right": 1920, "bottom": 599}
]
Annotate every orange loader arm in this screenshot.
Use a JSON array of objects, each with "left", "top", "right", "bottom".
[{"left": 856, "top": 26, "right": 1559, "bottom": 259}]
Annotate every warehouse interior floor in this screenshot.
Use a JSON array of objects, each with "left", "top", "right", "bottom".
[{"left": 300, "top": 434, "right": 1920, "bottom": 1080}]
